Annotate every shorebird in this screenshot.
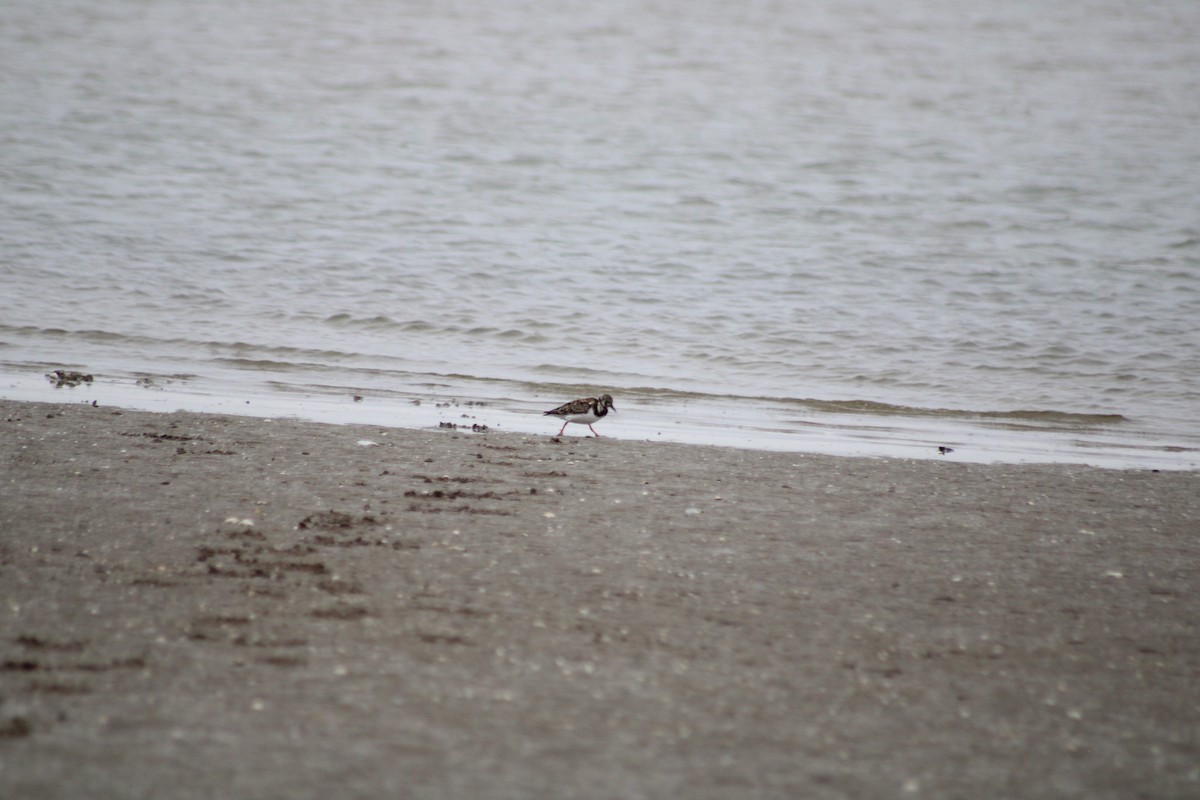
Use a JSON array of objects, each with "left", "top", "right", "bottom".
[{"left": 543, "top": 394, "right": 616, "bottom": 437}]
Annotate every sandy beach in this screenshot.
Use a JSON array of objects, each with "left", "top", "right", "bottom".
[{"left": 1, "top": 398, "right": 1197, "bottom": 799}]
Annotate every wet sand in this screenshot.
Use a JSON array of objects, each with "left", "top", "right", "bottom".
[{"left": 1, "top": 398, "right": 1198, "bottom": 799}]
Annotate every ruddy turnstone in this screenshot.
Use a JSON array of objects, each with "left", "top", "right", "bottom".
[{"left": 543, "top": 394, "right": 616, "bottom": 437}]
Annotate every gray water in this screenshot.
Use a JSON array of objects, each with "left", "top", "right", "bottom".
[{"left": 3, "top": 0, "right": 1199, "bottom": 468}]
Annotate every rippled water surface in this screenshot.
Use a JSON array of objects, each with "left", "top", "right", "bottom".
[{"left": 3, "top": 0, "right": 1199, "bottom": 467}]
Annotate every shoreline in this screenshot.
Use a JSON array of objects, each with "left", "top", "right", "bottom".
[
  {"left": 4, "top": 365, "right": 1198, "bottom": 471},
  {"left": 2, "top": 398, "right": 1199, "bottom": 798}
]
